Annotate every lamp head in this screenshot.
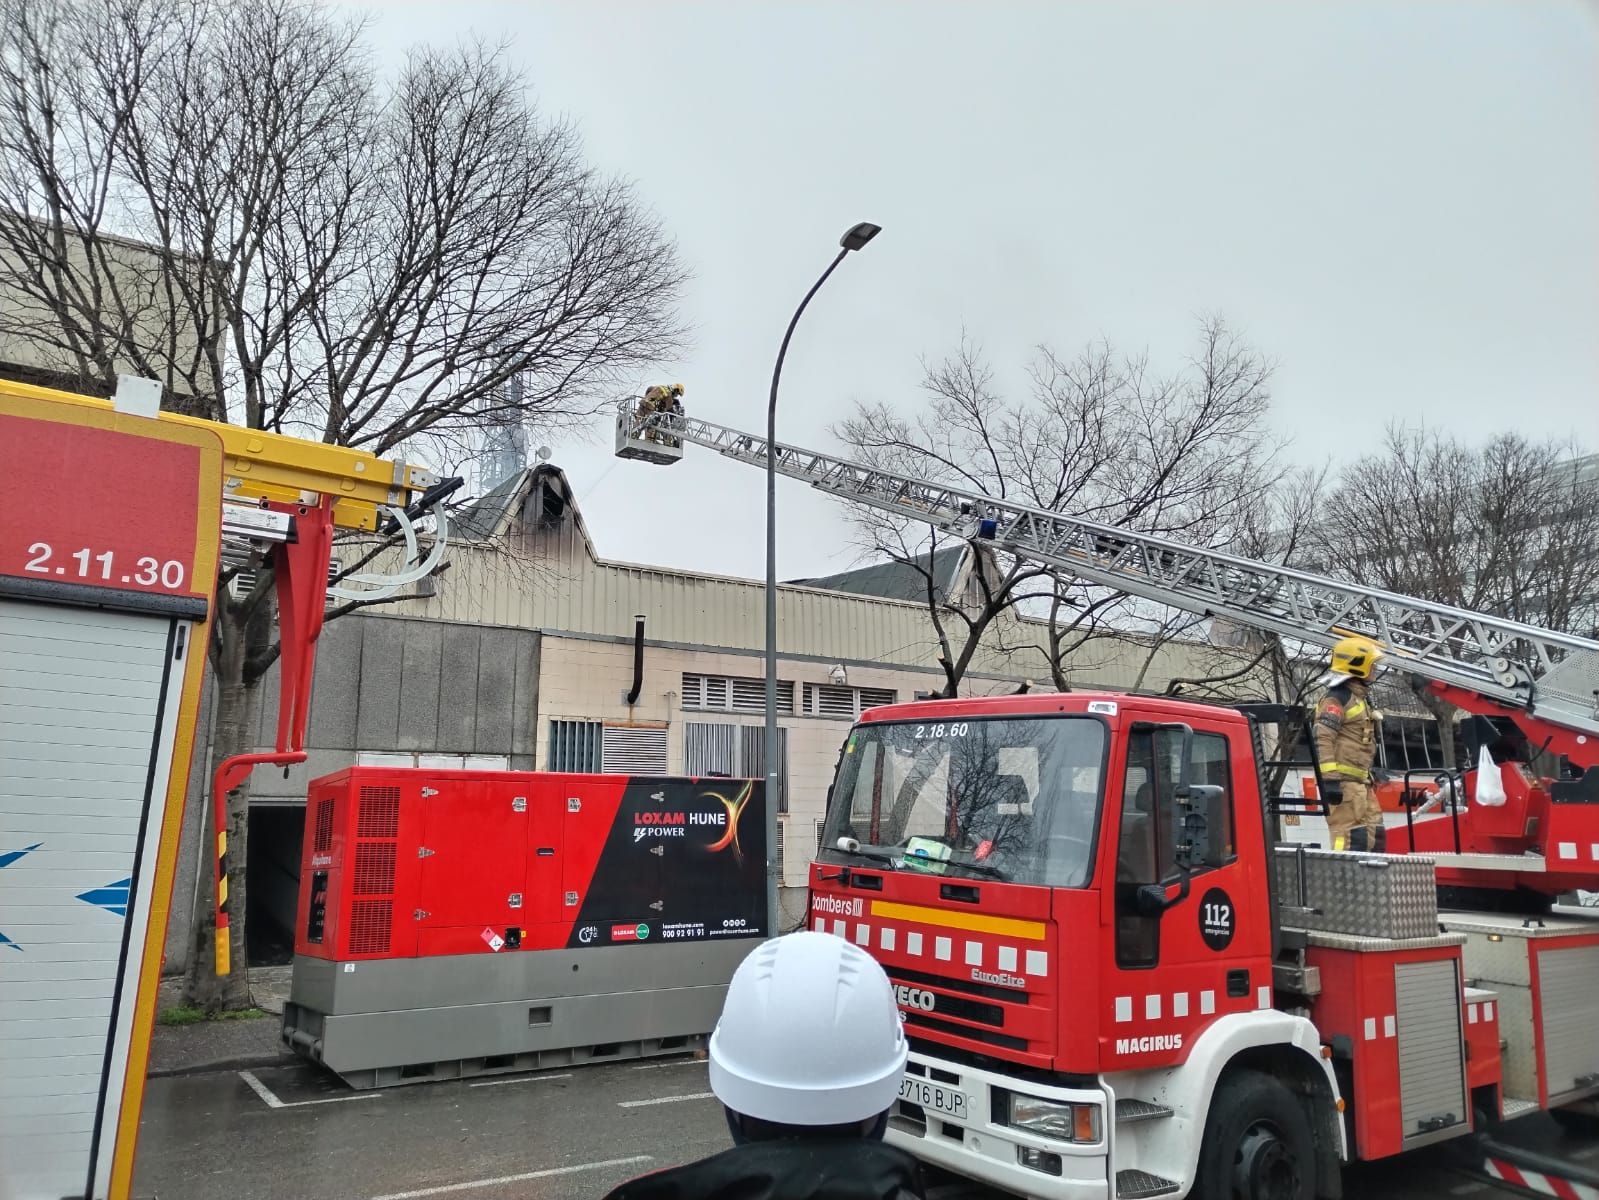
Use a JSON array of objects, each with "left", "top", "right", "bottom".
[{"left": 839, "top": 223, "right": 881, "bottom": 252}]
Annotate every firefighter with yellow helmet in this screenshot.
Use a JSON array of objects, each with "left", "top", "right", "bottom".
[
  {"left": 639, "top": 383, "right": 685, "bottom": 444},
  {"left": 1313, "top": 635, "right": 1385, "bottom": 852}
]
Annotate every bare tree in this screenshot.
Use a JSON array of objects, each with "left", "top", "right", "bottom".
[
  {"left": 834, "top": 317, "right": 1288, "bottom": 697},
  {"left": 1, "top": 0, "right": 686, "bottom": 1008},
  {"left": 1309, "top": 425, "right": 1599, "bottom": 765}
]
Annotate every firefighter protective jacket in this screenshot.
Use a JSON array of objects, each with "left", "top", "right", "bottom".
[
  {"left": 598, "top": 1138, "right": 927, "bottom": 1200},
  {"left": 1312, "top": 680, "right": 1378, "bottom": 784}
]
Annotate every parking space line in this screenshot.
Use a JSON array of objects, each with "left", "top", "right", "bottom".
[
  {"left": 619, "top": 1091, "right": 716, "bottom": 1108},
  {"left": 368, "top": 1156, "right": 654, "bottom": 1200},
  {"left": 238, "top": 1069, "right": 384, "bottom": 1110},
  {"left": 468, "top": 1072, "right": 574, "bottom": 1088}
]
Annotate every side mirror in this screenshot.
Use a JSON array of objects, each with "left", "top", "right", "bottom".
[{"left": 1175, "top": 784, "right": 1228, "bottom": 870}]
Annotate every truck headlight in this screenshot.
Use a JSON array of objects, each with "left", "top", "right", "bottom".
[{"left": 997, "top": 1090, "right": 1101, "bottom": 1143}]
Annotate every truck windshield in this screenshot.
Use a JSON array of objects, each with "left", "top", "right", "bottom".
[{"left": 820, "top": 716, "right": 1107, "bottom": 887}]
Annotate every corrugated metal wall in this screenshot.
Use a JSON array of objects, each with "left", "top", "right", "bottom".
[{"left": 376, "top": 535, "right": 1230, "bottom": 689}]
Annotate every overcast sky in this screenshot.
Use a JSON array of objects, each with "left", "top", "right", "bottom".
[{"left": 344, "top": 0, "right": 1599, "bottom": 583}]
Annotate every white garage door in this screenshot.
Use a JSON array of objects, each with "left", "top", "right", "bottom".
[{"left": 0, "top": 598, "right": 187, "bottom": 1200}]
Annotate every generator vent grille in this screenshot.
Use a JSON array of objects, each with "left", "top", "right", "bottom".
[
  {"left": 357, "top": 787, "right": 400, "bottom": 838},
  {"left": 353, "top": 842, "right": 396, "bottom": 896},
  {"left": 348, "top": 899, "right": 393, "bottom": 954},
  {"left": 313, "top": 797, "right": 335, "bottom": 853}
]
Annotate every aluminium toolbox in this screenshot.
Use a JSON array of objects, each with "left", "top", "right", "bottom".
[{"left": 1273, "top": 845, "right": 1439, "bottom": 941}]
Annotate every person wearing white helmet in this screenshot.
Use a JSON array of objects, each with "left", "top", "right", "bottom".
[{"left": 601, "top": 930, "right": 925, "bottom": 1200}]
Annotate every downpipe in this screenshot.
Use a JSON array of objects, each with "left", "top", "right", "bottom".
[{"left": 625, "top": 615, "right": 646, "bottom": 706}]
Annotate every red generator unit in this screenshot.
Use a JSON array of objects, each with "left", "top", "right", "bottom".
[{"left": 282, "top": 766, "right": 767, "bottom": 1088}]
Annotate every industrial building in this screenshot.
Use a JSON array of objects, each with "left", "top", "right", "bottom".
[{"left": 162, "top": 462, "right": 1230, "bottom": 968}]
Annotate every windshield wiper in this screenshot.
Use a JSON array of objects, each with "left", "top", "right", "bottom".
[
  {"left": 837, "top": 837, "right": 1010, "bottom": 880},
  {"left": 831, "top": 837, "right": 901, "bottom": 869},
  {"left": 944, "top": 855, "right": 1008, "bottom": 880},
  {"left": 844, "top": 838, "right": 1004, "bottom": 883}
]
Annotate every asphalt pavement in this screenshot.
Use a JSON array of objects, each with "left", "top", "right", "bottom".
[{"left": 134, "top": 1055, "right": 1596, "bottom": 1200}]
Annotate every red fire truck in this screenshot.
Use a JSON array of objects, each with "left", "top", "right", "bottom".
[{"left": 617, "top": 400, "right": 1599, "bottom": 1200}]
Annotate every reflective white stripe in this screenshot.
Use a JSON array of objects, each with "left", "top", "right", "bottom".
[
  {"left": 1026, "top": 950, "right": 1048, "bottom": 976},
  {"left": 1201, "top": 991, "right": 1216, "bottom": 1016},
  {"left": 1258, "top": 986, "right": 1271, "bottom": 1010},
  {"left": 1384, "top": 1015, "right": 1396, "bottom": 1038},
  {"left": 879, "top": 927, "right": 896, "bottom": 952},
  {"left": 1468, "top": 1004, "right": 1479, "bottom": 1024},
  {"left": 1364, "top": 1018, "right": 1377, "bottom": 1041},
  {"left": 1173, "top": 992, "right": 1190, "bottom": 1018},
  {"left": 906, "top": 932, "right": 924, "bottom": 957},
  {"left": 998, "top": 946, "right": 1018, "bottom": 973},
  {"left": 1485, "top": 1002, "right": 1495, "bottom": 1021},
  {"left": 1559, "top": 842, "right": 1578, "bottom": 860},
  {"left": 855, "top": 923, "right": 870, "bottom": 945},
  {"left": 1145, "top": 994, "right": 1162, "bottom": 1020},
  {"left": 814, "top": 917, "right": 825, "bottom": 932},
  {"left": 935, "top": 936, "right": 953, "bottom": 961},
  {"left": 832, "top": 919, "right": 846, "bottom": 937},
  {"left": 965, "top": 941, "right": 983, "bottom": 967},
  {"left": 1485, "top": 1157, "right": 1599, "bottom": 1200},
  {"left": 1115, "top": 997, "right": 1133, "bottom": 1023},
  {"left": 1591, "top": 843, "right": 1599, "bottom": 861}
]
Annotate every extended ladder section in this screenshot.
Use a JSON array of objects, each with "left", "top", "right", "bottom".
[{"left": 617, "top": 402, "right": 1599, "bottom": 741}]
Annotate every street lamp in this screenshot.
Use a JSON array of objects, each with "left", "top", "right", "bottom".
[{"left": 764, "top": 221, "right": 881, "bottom": 940}]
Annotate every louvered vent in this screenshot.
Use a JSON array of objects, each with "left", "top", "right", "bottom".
[
  {"left": 348, "top": 899, "right": 393, "bottom": 955},
  {"left": 805, "top": 683, "right": 858, "bottom": 718},
  {"left": 602, "top": 725, "right": 669, "bottom": 774},
  {"left": 802, "top": 683, "right": 897, "bottom": 719},
  {"left": 682, "top": 672, "right": 794, "bottom": 714},
  {"left": 229, "top": 558, "right": 343, "bottom": 603},
  {"left": 857, "top": 687, "right": 896, "bottom": 711},
  {"left": 346, "top": 785, "right": 401, "bottom": 956},
  {"left": 313, "top": 798, "right": 335, "bottom": 853},
  {"left": 357, "top": 787, "right": 400, "bottom": 837},
  {"left": 353, "top": 842, "right": 396, "bottom": 896}
]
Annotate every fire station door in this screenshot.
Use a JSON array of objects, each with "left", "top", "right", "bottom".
[
  {"left": 1110, "top": 723, "right": 1261, "bottom": 1025},
  {"left": 0, "top": 597, "right": 194, "bottom": 1200}
]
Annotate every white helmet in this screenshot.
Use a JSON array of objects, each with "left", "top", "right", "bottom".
[{"left": 709, "top": 930, "right": 909, "bottom": 1127}]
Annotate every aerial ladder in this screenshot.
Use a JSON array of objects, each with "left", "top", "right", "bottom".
[
  {"left": 619, "top": 397, "right": 1599, "bottom": 1200},
  {"left": 615, "top": 399, "right": 1599, "bottom": 898},
  {"left": 0, "top": 374, "right": 456, "bottom": 1200}
]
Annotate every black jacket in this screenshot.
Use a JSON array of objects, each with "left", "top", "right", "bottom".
[{"left": 598, "top": 1139, "right": 927, "bottom": 1200}]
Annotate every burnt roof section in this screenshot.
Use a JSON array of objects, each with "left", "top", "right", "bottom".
[{"left": 451, "top": 467, "right": 533, "bottom": 541}]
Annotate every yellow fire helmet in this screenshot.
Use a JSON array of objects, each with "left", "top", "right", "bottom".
[{"left": 1329, "top": 634, "right": 1384, "bottom": 680}]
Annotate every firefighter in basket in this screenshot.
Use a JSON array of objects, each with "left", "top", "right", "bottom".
[
  {"left": 1314, "top": 634, "right": 1386, "bottom": 853},
  {"left": 600, "top": 931, "right": 926, "bottom": 1200},
  {"left": 638, "top": 383, "right": 685, "bottom": 445}
]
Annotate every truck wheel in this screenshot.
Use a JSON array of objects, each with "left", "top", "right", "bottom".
[{"left": 1193, "top": 1071, "right": 1316, "bottom": 1200}]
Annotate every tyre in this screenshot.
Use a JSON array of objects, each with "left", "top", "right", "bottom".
[
  {"left": 1192, "top": 1070, "right": 1317, "bottom": 1200},
  {"left": 1550, "top": 1106, "right": 1599, "bottom": 1139}
]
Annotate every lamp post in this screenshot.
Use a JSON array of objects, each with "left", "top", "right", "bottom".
[{"left": 764, "top": 221, "right": 881, "bottom": 939}]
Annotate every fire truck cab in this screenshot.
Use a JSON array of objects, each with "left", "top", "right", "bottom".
[{"left": 807, "top": 691, "right": 1599, "bottom": 1200}]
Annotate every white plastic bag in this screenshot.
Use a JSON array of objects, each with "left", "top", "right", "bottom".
[{"left": 1474, "top": 744, "right": 1507, "bottom": 807}]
